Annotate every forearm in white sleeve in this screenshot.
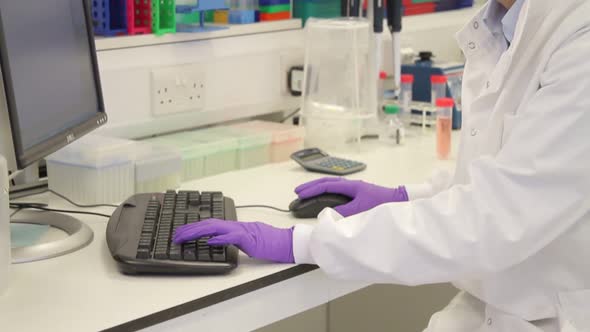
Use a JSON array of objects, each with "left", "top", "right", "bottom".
[{"left": 405, "top": 168, "right": 454, "bottom": 201}]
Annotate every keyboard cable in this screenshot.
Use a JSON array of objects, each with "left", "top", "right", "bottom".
[
  {"left": 235, "top": 205, "right": 291, "bottom": 213},
  {"left": 9, "top": 189, "right": 116, "bottom": 219},
  {"left": 10, "top": 189, "right": 291, "bottom": 219}
]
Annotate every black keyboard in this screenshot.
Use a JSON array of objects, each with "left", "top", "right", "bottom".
[{"left": 106, "top": 190, "right": 239, "bottom": 275}]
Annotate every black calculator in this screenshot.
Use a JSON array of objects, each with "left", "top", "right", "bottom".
[{"left": 291, "top": 148, "right": 367, "bottom": 175}]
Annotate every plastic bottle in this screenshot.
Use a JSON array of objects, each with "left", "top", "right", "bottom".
[
  {"left": 400, "top": 74, "right": 414, "bottom": 123},
  {"left": 380, "top": 104, "right": 405, "bottom": 145},
  {"left": 431, "top": 75, "right": 448, "bottom": 105},
  {"left": 436, "top": 98, "right": 454, "bottom": 159}
]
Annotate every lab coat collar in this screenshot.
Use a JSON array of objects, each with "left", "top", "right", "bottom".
[
  {"left": 483, "top": 0, "right": 507, "bottom": 37},
  {"left": 483, "top": 0, "right": 526, "bottom": 44},
  {"left": 455, "top": 1, "right": 531, "bottom": 95},
  {"left": 502, "top": 0, "right": 526, "bottom": 43},
  {"left": 456, "top": 0, "right": 530, "bottom": 55}
]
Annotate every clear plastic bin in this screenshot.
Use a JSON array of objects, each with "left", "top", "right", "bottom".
[
  {"left": 301, "top": 18, "right": 373, "bottom": 151},
  {"left": 144, "top": 128, "right": 240, "bottom": 180},
  {"left": 143, "top": 134, "right": 207, "bottom": 182},
  {"left": 183, "top": 129, "right": 239, "bottom": 177},
  {"left": 209, "top": 126, "right": 272, "bottom": 169},
  {"left": 46, "top": 135, "right": 138, "bottom": 205},
  {"left": 232, "top": 121, "right": 305, "bottom": 163},
  {"left": 134, "top": 143, "right": 182, "bottom": 193}
]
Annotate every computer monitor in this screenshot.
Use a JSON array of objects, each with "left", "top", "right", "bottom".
[{"left": 0, "top": 0, "right": 107, "bottom": 262}]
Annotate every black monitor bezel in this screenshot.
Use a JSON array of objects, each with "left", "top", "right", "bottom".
[{"left": 0, "top": 0, "right": 107, "bottom": 170}]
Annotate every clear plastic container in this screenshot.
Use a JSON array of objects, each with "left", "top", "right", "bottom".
[
  {"left": 134, "top": 143, "right": 182, "bottom": 193},
  {"left": 186, "top": 129, "right": 240, "bottom": 177},
  {"left": 431, "top": 75, "right": 448, "bottom": 105},
  {"left": 380, "top": 104, "right": 405, "bottom": 145},
  {"left": 436, "top": 98, "right": 454, "bottom": 159},
  {"left": 46, "top": 135, "right": 138, "bottom": 205},
  {"left": 301, "top": 18, "right": 374, "bottom": 151},
  {"left": 145, "top": 129, "right": 240, "bottom": 180},
  {"left": 400, "top": 74, "right": 414, "bottom": 124},
  {"left": 215, "top": 126, "right": 272, "bottom": 169},
  {"left": 143, "top": 134, "right": 207, "bottom": 182},
  {"left": 232, "top": 121, "right": 305, "bottom": 163}
]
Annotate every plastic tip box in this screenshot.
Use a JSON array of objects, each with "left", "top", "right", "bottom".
[
  {"left": 46, "top": 135, "right": 182, "bottom": 205},
  {"left": 231, "top": 121, "right": 305, "bottom": 163},
  {"left": 143, "top": 125, "right": 273, "bottom": 181},
  {"left": 144, "top": 129, "right": 241, "bottom": 181}
]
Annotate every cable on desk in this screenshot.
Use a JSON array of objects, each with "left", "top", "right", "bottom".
[
  {"left": 10, "top": 208, "right": 22, "bottom": 218},
  {"left": 8, "top": 204, "right": 112, "bottom": 219},
  {"left": 235, "top": 205, "right": 291, "bottom": 213},
  {"left": 280, "top": 108, "right": 301, "bottom": 123},
  {"left": 48, "top": 189, "right": 119, "bottom": 208}
]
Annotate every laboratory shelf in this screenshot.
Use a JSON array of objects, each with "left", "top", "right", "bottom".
[{"left": 94, "top": 18, "right": 302, "bottom": 50}]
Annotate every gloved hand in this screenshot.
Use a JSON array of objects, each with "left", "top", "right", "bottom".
[
  {"left": 173, "top": 219, "right": 295, "bottom": 263},
  {"left": 295, "top": 177, "right": 408, "bottom": 217}
]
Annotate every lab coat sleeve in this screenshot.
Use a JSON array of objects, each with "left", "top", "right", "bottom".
[
  {"left": 405, "top": 168, "right": 454, "bottom": 200},
  {"left": 293, "top": 31, "right": 590, "bottom": 285}
]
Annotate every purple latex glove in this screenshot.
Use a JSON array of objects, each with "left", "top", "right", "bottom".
[
  {"left": 173, "top": 219, "right": 295, "bottom": 263},
  {"left": 295, "top": 177, "right": 409, "bottom": 217}
]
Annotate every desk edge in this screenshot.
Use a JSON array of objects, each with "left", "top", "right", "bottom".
[{"left": 101, "top": 264, "right": 319, "bottom": 332}]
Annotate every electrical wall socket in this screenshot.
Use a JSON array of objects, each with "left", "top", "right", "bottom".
[
  {"left": 280, "top": 50, "right": 304, "bottom": 96},
  {"left": 151, "top": 64, "right": 206, "bottom": 116}
]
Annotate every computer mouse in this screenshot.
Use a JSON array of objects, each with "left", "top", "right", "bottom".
[{"left": 289, "top": 194, "right": 352, "bottom": 219}]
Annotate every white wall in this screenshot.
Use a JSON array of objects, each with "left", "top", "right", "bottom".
[{"left": 95, "top": 27, "right": 304, "bottom": 139}]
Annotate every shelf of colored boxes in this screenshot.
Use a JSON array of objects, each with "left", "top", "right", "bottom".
[
  {"left": 401, "top": 0, "right": 475, "bottom": 16},
  {"left": 92, "top": 0, "right": 175, "bottom": 36},
  {"left": 259, "top": 0, "right": 291, "bottom": 21},
  {"left": 402, "top": 0, "right": 436, "bottom": 16}
]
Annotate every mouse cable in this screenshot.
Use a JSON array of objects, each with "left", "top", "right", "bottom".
[{"left": 235, "top": 205, "right": 291, "bottom": 213}]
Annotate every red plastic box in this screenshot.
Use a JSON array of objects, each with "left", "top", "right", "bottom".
[
  {"left": 260, "top": 11, "right": 291, "bottom": 21},
  {"left": 127, "top": 0, "right": 152, "bottom": 35},
  {"left": 404, "top": 3, "right": 436, "bottom": 15}
]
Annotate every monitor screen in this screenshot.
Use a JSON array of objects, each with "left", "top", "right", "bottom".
[{"left": 0, "top": 0, "right": 106, "bottom": 169}]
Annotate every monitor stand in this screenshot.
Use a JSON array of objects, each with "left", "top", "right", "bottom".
[{"left": 11, "top": 210, "right": 94, "bottom": 264}]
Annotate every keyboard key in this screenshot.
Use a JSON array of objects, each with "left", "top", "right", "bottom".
[
  {"left": 136, "top": 248, "right": 151, "bottom": 259},
  {"left": 188, "top": 196, "right": 200, "bottom": 207},
  {"left": 138, "top": 239, "right": 151, "bottom": 248},
  {"left": 212, "top": 192, "right": 223, "bottom": 202},
  {"left": 198, "top": 249, "right": 211, "bottom": 261},
  {"left": 154, "top": 249, "right": 168, "bottom": 260},
  {"left": 200, "top": 210, "right": 211, "bottom": 220},
  {"left": 211, "top": 247, "right": 226, "bottom": 262},
  {"left": 183, "top": 243, "right": 197, "bottom": 261},
  {"left": 169, "top": 244, "right": 182, "bottom": 260}
]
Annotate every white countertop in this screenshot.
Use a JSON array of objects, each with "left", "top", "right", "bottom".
[{"left": 0, "top": 131, "right": 458, "bottom": 332}]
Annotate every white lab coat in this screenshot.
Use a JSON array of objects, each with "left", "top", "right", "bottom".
[{"left": 293, "top": 1, "right": 590, "bottom": 331}]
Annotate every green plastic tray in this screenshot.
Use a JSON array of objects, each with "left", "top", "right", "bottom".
[
  {"left": 293, "top": 0, "right": 341, "bottom": 24},
  {"left": 152, "top": 0, "right": 176, "bottom": 35},
  {"left": 259, "top": 4, "right": 291, "bottom": 13}
]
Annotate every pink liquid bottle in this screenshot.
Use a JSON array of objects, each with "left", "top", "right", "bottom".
[{"left": 436, "top": 98, "right": 454, "bottom": 159}]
